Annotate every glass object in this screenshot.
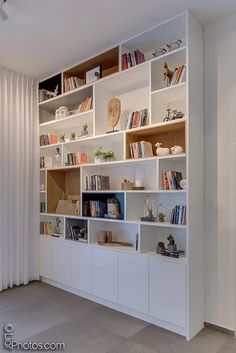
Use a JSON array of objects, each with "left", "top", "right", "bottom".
[
  {"left": 166, "top": 39, "right": 182, "bottom": 52},
  {"left": 156, "top": 203, "right": 166, "bottom": 222},
  {"left": 152, "top": 47, "right": 167, "bottom": 58}
]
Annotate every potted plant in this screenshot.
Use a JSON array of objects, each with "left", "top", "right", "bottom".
[
  {"left": 81, "top": 123, "right": 88, "bottom": 136},
  {"left": 59, "top": 134, "right": 65, "bottom": 143},
  {"left": 93, "top": 147, "right": 115, "bottom": 163},
  {"left": 70, "top": 132, "right": 76, "bottom": 141}
]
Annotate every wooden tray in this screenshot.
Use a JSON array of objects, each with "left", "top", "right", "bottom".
[{"left": 97, "top": 241, "right": 133, "bottom": 247}]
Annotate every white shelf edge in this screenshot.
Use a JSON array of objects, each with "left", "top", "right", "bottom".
[
  {"left": 39, "top": 109, "right": 94, "bottom": 127},
  {"left": 151, "top": 82, "right": 186, "bottom": 95},
  {"left": 91, "top": 243, "right": 137, "bottom": 254},
  {"left": 82, "top": 189, "right": 186, "bottom": 194},
  {"left": 39, "top": 154, "right": 186, "bottom": 171},
  {"left": 39, "top": 82, "right": 94, "bottom": 107}
]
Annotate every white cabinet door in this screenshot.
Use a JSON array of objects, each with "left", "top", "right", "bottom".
[
  {"left": 52, "top": 239, "right": 70, "bottom": 286},
  {"left": 70, "top": 244, "right": 92, "bottom": 293},
  {"left": 149, "top": 258, "right": 186, "bottom": 328},
  {"left": 92, "top": 248, "right": 118, "bottom": 302},
  {"left": 40, "top": 236, "right": 52, "bottom": 279},
  {"left": 118, "top": 253, "right": 148, "bottom": 314}
]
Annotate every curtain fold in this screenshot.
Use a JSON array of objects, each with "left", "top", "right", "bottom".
[{"left": 0, "top": 66, "right": 39, "bottom": 291}]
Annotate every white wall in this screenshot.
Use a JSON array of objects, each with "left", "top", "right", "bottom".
[{"left": 205, "top": 14, "right": 236, "bottom": 331}]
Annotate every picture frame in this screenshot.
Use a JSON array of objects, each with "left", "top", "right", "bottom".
[{"left": 85, "top": 65, "right": 101, "bottom": 84}]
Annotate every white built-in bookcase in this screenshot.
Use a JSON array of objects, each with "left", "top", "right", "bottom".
[{"left": 39, "top": 11, "right": 204, "bottom": 340}]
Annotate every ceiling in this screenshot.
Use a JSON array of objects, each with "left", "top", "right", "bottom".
[{"left": 0, "top": 0, "right": 236, "bottom": 80}]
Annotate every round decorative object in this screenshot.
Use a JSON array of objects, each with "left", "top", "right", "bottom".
[
  {"left": 170, "top": 145, "right": 184, "bottom": 155},
  {"left": 107, "top": 98, "right": 121, "bottom": 131},
  {"left": 55, "top": 106, "right": 69, "bottom": 120},
  {"left": 179, "top": 179, "right": 187, "bottom": 190},
  {"left": 152, "top": 47, "right": 167, "bottom": 58}
]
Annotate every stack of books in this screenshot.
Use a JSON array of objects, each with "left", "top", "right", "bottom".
[
  {"left": 161, "top": 171, "right": 183, "bottom": 190},
  {"left": 122, "top": 50, "right": 145, "bottom": 70},
  {"left": 40, "top": 221, "right": 53, "bottom": 235},
  {"left": 40, "top": 202, "right": 46, "bottom": 213},
  {"left": 65, "top": 152, "right": 88, "bottom": 166},
  {"left": 64, "top": 76, "right": 84, "bottom": 92},
  {"left": 169, "top": 65, "right": 186, "bottom": 86},
  {"left": 78, "top": 97, "right": 92, "bottom": 113},
  {"left": 84, "top": 175, "right": 110, "bottom": 191},
  {"left": 40, "top": 134, "right": 58, "bottom": 146},
  {"left": 129, "top": 141, "right": 153, "bottom": 159},
  {"left": 170, "top": 205, "right": 187, "bottom": 225},
  {"left": 83, "top": 200, "right": 107, "bottom": 218},
  {"left": 126, "top": 109, "right": 149, "bottom": 129},
  {"left": 65, "top": 153, "right": 80, "bottom": 166}
]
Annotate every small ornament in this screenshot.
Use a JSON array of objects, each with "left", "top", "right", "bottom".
[
  {"left": 155, "top": 142, "right": 170, "bottom": 156},
  {"left": 163, "top": 62, "right": 173, "bottom": 86},
  {"left": 54, "top": 147, "right": 61, "bottom": 167},
  {"left": 70, "top": 132, "right": 76, "bottom": 141},
  {"left": 170, "top": 145, "right": 184, "bottom": 155},
  {"left": 156, "top": 241, "right": 165, "bottom": 254},
  {"left": 152, "top": 47, "right": 167, "bottom": 58},
  {"left": 55, "top": 217, "right": 62, "bottom": 234},
  {"left": 167, "top": 234, "right": 177, "bottom": 252},
  {"left": 106, "top": 98, "right": 121, "bottom": 133},
  {"left": 166, "top": 39, "right": 182, "bottom": 52},
  {"left": 157, "top": 203, "right": 166, "bottom": 223}
]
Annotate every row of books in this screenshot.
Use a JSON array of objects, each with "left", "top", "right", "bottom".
[
  {"left": 129, "top": 141, "right": 153, "bottom": 159},
  {"left": 84, "top": 175, "right": 110, "bottom": 191},
  {"left": 126, "top": 109, "right": 148, "bottom": 129},
  {"left": 83, "top": 200, "right": 107, "bottom": 218},
  {"left": 169, "top": 65, "right": 186, "bottom": 86},
  {"left": 65, "top": 152, "right": 80, "bottom": 166},
  {"left": 64, "top": 76, "right": 83, "bottom": 92},
  {"left": 78, "top": 97, "right": 92, "bottom": 113},
  {"left": 122, "top": 50, "right": 145, "bottom": 70},
  {"left": 66, "top": 225, "right": 88, "bottom": 242},
  {"left": 40, "top": 202, "right": 46, "bottom": 213},
  {"left": 161, "top": 171, "right": 183, "bottom": 190},
  {"left": 170, "top": 205, "right": 187, "bottom": 225},
  {"left": 40, "top": 221, "right": 53, "bottom": 235},
  {"left": 65, "top": 152, "right": 89, "bottom": 166},
  {"left": 40, "top": 134, "right": 58, "bottom": 146}
]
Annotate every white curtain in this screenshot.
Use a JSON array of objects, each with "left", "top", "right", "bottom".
[{"left": 0, "top": 66, "right": 39, "bottom": 291}]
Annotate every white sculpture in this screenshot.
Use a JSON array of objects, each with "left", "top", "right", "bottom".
[
  {"left": 170, "top": 145, "right": 184, "bottom": 155},
  {"left": 155, "top": 142, "right": 170, "bottom": 156}
]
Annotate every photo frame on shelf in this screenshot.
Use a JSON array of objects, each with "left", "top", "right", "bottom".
[{"left": 85, "top": 65, "right": 102, "bottom": 84}]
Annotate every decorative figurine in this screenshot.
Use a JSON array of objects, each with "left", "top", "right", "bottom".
[
  {"left": 54, "top": 147, "right": 61, "bottom": 167},
  {"left": 163, "top": 108, "right": 185, "bottom": 122},
  {"left": 54, "top": 217, "right": 62, "bottom": 235},
  {"left": 106, "top": 97, "right": 121, "bottom": 133},
  {"left": 141, "top": 196, "right": 155, "bottom": 222},
  {"left": 167, "top": 234, "right": 177, "bottom": 252},
  {"left": 163, "top": 62, "right": 173, "bottom": 86},
  {"left": 179, "top": 179, "right": 187, "bottom": 190},
  {"left": 121, "top": 179, "right": 133, "bottom": 190},
  {"left": 155, "top": 142, "right": 170, "bottom": 156},
  {"left": 170, "top": 145, "right": 184, "bottom": 155}
]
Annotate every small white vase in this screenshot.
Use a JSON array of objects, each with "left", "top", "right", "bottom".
[
  {"left": 94, "top": 157, "right": 103, "bottom": 164},
  {"left": 155, "top": 143, "right": 170, "bottom": 156}
]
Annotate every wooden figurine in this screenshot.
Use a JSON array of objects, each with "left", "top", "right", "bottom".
[
  {"left": 121, "top": 179, "right": 133, "bottom": 190},
  {"left": 163, "top": 62, "right": 173, "bottom": 86}
]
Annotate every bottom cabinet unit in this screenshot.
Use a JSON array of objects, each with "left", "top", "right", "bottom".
[
  {"left": 149, "top": 258, "right": 187, "bottom": 328},
  {"left": 40, "top": 236, "right": 53, "bottom": 279},
  {"left": 52, "top": 239, "right": 71, "bottom": 286},
  {"left": 70, "top": 243, "right": 92, "bottom": 293},
  {"left": 92, "top": 248, "right": 118, "bottom": 303},
  {"left": 118, "top": 253, "right": 148, "bottom": 314}
]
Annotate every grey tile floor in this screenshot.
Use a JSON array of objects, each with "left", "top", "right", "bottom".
[{"left": 0, "top": 282, "right": 235, "bottom": 353}]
